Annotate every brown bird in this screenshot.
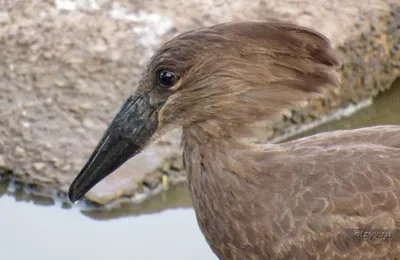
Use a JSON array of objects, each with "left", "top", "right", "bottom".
[{"left": 68, "top": 20, "right": 400, "bottom": 259}]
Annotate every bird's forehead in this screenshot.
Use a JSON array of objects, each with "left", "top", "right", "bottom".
[
  {"left": 148, "top": 48, "right": 193, "bottom": 75},
  {"left": 148, "top": 29, "right": 230, "bottom": 73}
]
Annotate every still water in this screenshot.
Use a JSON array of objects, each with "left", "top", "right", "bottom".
[
  {"left": 1, "top": 79, "right": 399, "bottom": 260},
  {"left": 0, "top": 183, "right": 217, "bottom": 260}
]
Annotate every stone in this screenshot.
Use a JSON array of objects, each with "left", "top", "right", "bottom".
[
  {"left": 14, "top": 146, "right": 25, "bottom": 157},
  {"left": 33, "top": 162, "right": 46, "bottom": 171}
]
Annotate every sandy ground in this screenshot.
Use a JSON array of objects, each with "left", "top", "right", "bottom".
[{"left": 0, "top": 0, "right": 399, "bottom": 205}]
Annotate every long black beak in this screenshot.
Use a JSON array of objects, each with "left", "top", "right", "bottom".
[{"left": 68, "top": 93, "right": 159, "bottom": 203}]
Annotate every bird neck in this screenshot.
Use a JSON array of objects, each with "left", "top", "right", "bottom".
[
  {"left": 181, "top": 122, "right": 255, "bottom": 186},
  {"left": 181, "top": 123, "right": 252, "bottom": 210},
  {"left": 181, "top": 122, "right": 287, "bottom": 193}
]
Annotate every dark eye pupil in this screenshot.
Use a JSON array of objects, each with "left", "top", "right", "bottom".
[{"left": 159, "top": 71, "right": 177, "bottom": 88}]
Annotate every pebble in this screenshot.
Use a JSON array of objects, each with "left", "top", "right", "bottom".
[
  {"left": 61, "top": 164, "right": 71, "bottom": 171},
  {"left": 21, "top": 121, "right": 31, "bottom": 128},
  {"left": 100, "top": 100, "right": 109, "bottom": 107},
  {"left": 33, "top": 162, "right": 46, "bottom": 171},
  {"left": 14, "top": 146, "right": 26, "bottom": 157},
  {"left": 0, "top": 12, "right": 10, "bottom": 24},
  {"left": 43, "top": 52, "right": 53, "bottom": 59},
  {"left": 43, "top": 142, "right": 53, "bottom": 149},
  {"left": 162, "top": 174, "right": 169, "bottom": 189},
  {"left": 55, "top": 81, "right": 66, "bottom": 87},
  {"left": 82, "top": 118, "right": 96, "bottom": 129},
  {"left": 79, "top": 103, "right": 93, "bottom": 110}
]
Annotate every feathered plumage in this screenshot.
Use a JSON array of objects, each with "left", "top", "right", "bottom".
[{"left": 69, "top": 21, "right": 400, "bottom": 259}]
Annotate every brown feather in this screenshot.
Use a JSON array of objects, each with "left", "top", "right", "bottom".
[{"left": 183, "top": 126, "right": 400, "bottom": 259}]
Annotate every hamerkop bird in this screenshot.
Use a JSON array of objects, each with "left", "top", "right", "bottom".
[{"left": 69, "top": 20, "right": 400, "bottom": 259}]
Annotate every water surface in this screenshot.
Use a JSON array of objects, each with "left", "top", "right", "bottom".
[{"left": 0, "top": 183, "right": 217, "bottom": 260}]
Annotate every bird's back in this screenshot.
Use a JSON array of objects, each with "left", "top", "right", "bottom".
[
  {"left": 274, "top": 125, "right": 400, "bottom": 259},
  {"left": 255, "top": 125, "right": 400, "bottom": 259}
]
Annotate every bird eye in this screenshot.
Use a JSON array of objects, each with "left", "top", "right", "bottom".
[{"left": 158, "top": 70, "right": 178, "bottom": 88}]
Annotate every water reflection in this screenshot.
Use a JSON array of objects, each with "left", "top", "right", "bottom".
[
  {"left": 83, "top": 183, "right": 193, "bottom": 220},
  {"left": 291, "top": 78, "right": 400, "bottom": 139}
]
